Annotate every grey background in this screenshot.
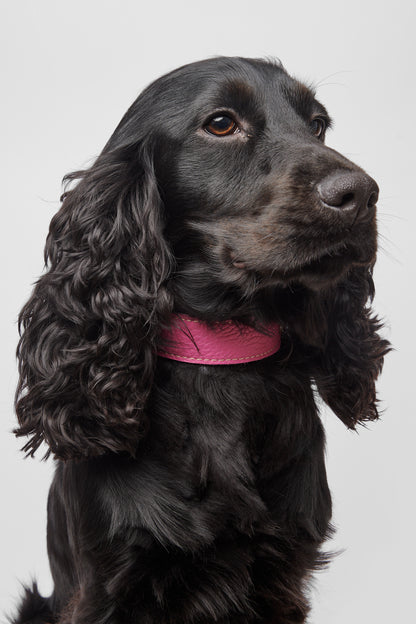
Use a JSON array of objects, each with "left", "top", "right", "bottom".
[{"left": 1, "top": 0, "right": 414, "bottom": 621}]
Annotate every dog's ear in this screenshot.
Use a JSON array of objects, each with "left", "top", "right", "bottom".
[
  {"left": 286, "top": 267, "right": 390, "bottom": 428},
  {"left": 15, "top": 143, "right": 173, "bottom": 460}
]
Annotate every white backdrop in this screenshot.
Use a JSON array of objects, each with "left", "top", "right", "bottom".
[{"left": 1, "top": 1, "right": 415, "bottom": 622}]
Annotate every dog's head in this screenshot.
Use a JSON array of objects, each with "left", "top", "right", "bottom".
[
  {"left": 149, "top": 57, "right": 378, "bottom": 297},
  {"left": 15, "top": 57, "right": 389, "bottom": 459}
]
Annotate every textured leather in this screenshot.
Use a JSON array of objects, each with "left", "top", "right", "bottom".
[{"left": 157, "top": 314, "right": 281, "bottom": 365}]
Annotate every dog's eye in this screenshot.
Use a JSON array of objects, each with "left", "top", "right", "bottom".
[
  {"left": 310, "top": 117, "right": 327, "bottom": 139},
  {"left": 204, "top": 115, "right": 238, "bottom": 136}
]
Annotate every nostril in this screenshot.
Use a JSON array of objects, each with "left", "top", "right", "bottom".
[
  {"left": 340, "top": 192, "right": 354, "bottom": 208},
  {"left": 367, "top": 190, "right": 378, "bottom": 209}
]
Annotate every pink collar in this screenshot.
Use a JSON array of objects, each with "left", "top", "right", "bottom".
[{"left": 157, "top": 314, "right": 281, "bottom": 365}]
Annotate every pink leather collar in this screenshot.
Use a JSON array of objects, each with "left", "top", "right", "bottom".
[{"left": 157, "top": 314, "right": 281, "bottom": 365}]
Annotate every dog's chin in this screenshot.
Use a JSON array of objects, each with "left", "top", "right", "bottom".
[
  {"left": 291, "top": 260, "right": 354, "bottom": 291},
  {"left": 288, "top": 251, "right": 373, "bottom": 291},
  {"left": 229, "top": 244, "right": 376, "bottom": 293}
]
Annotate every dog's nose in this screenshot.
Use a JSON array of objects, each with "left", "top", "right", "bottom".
[{"left": 317, "top": 171, "right": 379, "bottom": 217}]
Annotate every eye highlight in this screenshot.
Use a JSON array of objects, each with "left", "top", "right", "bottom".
[
  {"left": 310, "top": 117, "right": 327, "bottom": 139},
  {"left": 204, "top": 115, "right": 239, "bottom": 137}
]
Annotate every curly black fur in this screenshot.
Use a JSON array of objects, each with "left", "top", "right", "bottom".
[{"left": 12, "top": 57, "right": 390, "bottom": 623}]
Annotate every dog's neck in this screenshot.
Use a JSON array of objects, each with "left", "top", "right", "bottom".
[{"left": 157, "top": 314, "right": 281, "bottom": 365}]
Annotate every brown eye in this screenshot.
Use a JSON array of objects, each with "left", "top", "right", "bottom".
[
  {"left": 310, "top": 117, "right": 326, "bottom": 139},
  {"left": 205, "top": 115, "right": 238, "bottom": 136}
]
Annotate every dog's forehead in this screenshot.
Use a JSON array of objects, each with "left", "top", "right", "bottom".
[
  {"left": 127, "top": 58, "right": 330, "bottom": 142},
  {"left": 169, "top": 59, "right": 323, "bottom": 121},
  {"left": 211, "top": 74, "right": 316, "bottom": 116}
]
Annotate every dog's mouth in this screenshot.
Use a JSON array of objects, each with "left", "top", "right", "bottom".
[
  {"left": 230, "top": 253, "right": 248, "bottom": 270},
  {"left": 229, "top": 239, "right": 376, "bottom": 290},
  {"left": 291, "top": 248, "right": 369, "bottom": 288}
]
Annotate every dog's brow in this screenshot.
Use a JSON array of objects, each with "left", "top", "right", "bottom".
[
  {"left": 287, "top": 82, "right": 317, "bottom": 110},
  {"left": 283, "top": 80, "right": 332, "bottom": 123},
  {"left": 312, "top": 99, "right": 331, "bottom": 118},
  {"left": 216, "top": 79, "right": 258, "bottom": 112},
  {"left": 199, "top": 78, "right": 262, "bottom": 123}
]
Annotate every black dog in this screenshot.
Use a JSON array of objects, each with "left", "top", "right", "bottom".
[{"left": 13, "top": 57, "right": 389, "bottom": 623}]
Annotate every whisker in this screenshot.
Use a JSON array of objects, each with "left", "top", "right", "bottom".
[
  {"left": 377, "top": 234, "right": 403, "bottom": 265},
  {"left": 377, "top": 211, "right": 407, "bottom": 223},
  {"left": 314, "top": 70, "right": 354, "bottom": 89}
]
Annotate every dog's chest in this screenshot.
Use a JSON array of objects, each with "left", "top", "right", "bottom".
[{"left": 111, "top": 365, "right": 309, "bottom": 549}]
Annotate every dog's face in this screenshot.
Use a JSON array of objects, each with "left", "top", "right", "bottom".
[{"left": 143, "top": 57, "right": 378, "bottom": 296}]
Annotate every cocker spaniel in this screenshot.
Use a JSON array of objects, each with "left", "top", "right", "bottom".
[{"left": 12, "top": 56, "right": 389, "bottom": 624}]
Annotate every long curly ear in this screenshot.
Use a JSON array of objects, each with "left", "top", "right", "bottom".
[
  {"left": 15, "top": 143, "right": 173, "bottom": 459},
  {"left": 309, "top": 267, "right": 391, "bottom": 428},
  {"left": 281, "top": 266, "right": 390, "bottom": 428}
]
